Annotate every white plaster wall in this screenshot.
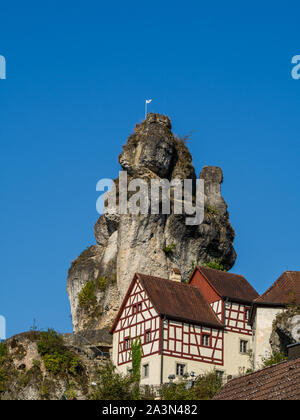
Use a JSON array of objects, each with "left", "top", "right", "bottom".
[
  {"left": 223, "top": 331, "right": 251, "bottom": 376},
  {"left": 252, "top": 306, "right": 283, "bottom": 369}
]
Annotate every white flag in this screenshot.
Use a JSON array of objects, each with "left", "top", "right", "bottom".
[{"left": 146, "top": 99, "right": 152, "bottom": 104}]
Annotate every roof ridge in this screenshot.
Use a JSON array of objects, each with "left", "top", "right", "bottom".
[
  {"left": 198, "top": 265, "right": 246, "bottom": 279},
  {"left": 255, "top": 271, "right": 292, "bottom": 301}
]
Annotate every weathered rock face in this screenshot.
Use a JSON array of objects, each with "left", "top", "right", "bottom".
[
  {"left": 0, "top": 331, "right": 110, "bottom": 400},
  {"left": 270, "top": 306, "right": 300, "bottom": 355},
  {"left": 67, "top": 113, "right": 237, "bottom": 332}
]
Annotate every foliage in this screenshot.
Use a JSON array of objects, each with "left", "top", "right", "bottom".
[
  {"left": 78, "top": 281, "right": 96, "bottom": 308},
  {"left": 90, "top": 361, "right": 134, "bottom": 400},
  {"left": 158, "top": 370, "right": 222, "bottom": 400},
  {"left": 192, "top": 371, "right": 222, "bottom": 400},
  {"left": 162, "top": 243, "right": 176, "bottom": 255},
  {"left": 40, "top": 384, "right": 50, "bottom": 399},
  {"left": 131, "top": 338, "right": 142, "bottom": 400},
  {"left": 159, "top": 381, "right": 192, "bottom": 400},
  {"left": 207, "top": 206, "right": 219, "bottom": 216},
  {"left": 65, "top": 387, "right": 77, "bottom": 400},
  {"left": 32, "top": 359, "right": 41, "bottom": 369},
  {"left": 37, "top": 329, "right": 81, "bottom": 376},
  {"left": 203, "top": 260, "right": 226, "bottom": 272},
  {"left": 98, "top": 276, "right": 107, "bottom": 292},
  {"left": 0, "top": 368, "right": 7, "bottom": 392},
  {"left": 0, "top": 342, "right": 7, "bottom": 365},
  {"left": 262, "top": 351, "right": 287, "bottom": 368}
]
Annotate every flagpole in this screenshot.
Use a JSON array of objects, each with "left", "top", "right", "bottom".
[{"left": 145, "top": 100, "right": 147, "bottom": 119}]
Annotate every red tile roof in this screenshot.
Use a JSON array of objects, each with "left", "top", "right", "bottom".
[
  {"left": 255, "top": 271, "right": 300, "bottom": 305},
  {"left": 213, "top": 357, "right": 300, "bottom": 400},
  {"left": 137, "top": 274, "right": 223, "bottom": 329},
  {"left": 196, "top": 266, "right": 259, "bottom": 303}
]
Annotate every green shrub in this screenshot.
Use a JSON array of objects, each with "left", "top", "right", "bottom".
[
  {"left": 158, "top": 370, "right": 222, "bottom": 401},
  {"left": 162, "top": 243, "right": 176, "bottom": 255},
  {"left": 262, "top": 352, "right": 287, "bottom": 368},
  {"left": 78, "top": 281, "right": 96, "bottom": 308},
  {"left": 98, "top": 276, "right": 107, "bottom": 292},
  {"left": 32, "top": 359, "right": 41, "bottom": 369},
  {"left": 203, "top": 260, "right": 226, "bottom": 272},
  {"left": 192, "top": 371, "right": 222, "bottom": 400},
  {"left": 207, "top": 206, "right": 219, "bottom": 216},
  {"left": 0, "top": 367, "right": 7, "bottom": 392},
  {"left": 0, "top": 342, "right": 7, "bottom": 366},
  {"left": 159, "top": 381, "right": 192, "bottom": 400},
  {"left": 37, "top": 329, "right": 81, "bottom": 376},
  {"left": 90, "top": 362, "right": 135, "bottom": 400}
]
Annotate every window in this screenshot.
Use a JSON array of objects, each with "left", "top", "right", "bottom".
[
  {"left": 132, "top": 305, "right": 137, "bottom": 314},
  {"left": 145, "top": 330, "right": 151, "bottom": 343},
  {"left": 202, "top": 334, "right": 211, "bottom": 347},
  {"left": 245, "top": 309, "right": 250, "bottom": 321},
  {"left": 176, "top": 363, "right": 186, "bottom": 376},
  {"left": 124, "top": 337, "right": 130, "bottom": 350},
  {"left": 138, "top": 303, "right": 142, "bottom": 312},
  {"left": 240, "top": 340, "right": 248, "bottom": 354},
  {"left": 143, "top": 363, "right": 149, "bottom": 378}
]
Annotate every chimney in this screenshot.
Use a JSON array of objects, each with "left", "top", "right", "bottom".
[
  {"left": 170, "top": 268, "right": 181, "bottom": 283},
  {"left": 287, "top": 342, "right": 300, "bottom": 361}
]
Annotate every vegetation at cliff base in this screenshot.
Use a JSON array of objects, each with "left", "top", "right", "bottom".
[
  {"left": 90, "top": 361, "right": 135, "bottom": 400},
  {"left": 37, "top": 329, "right": 81, "bottom": 376}
]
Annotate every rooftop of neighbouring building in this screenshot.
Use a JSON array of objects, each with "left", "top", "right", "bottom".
[
  {"left": 190, "top": 266, "right": 259, "bottom": 303},
  {"left": 213, "top": 350, "right": 300, "bottom": 400},
  {"left": 254, "top": 271, "right": 300, "bottom": 305}
]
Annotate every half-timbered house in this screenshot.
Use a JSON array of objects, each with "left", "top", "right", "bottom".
[{"left": 110, "top": 266, "right": 259, "bottom": 386}]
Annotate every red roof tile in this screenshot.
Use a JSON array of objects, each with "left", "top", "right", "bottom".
[
  {"left": 213, "top": 358, "right": 300, "bottom": 400},
  {"left": 196, "top": 266, "right": 259, "bottom": 303},
  {"left": 255, "top": 271, "right": 300, "bottom": 305},
  {"left": 137, "top": 274, "right": 223, "bottom": 328}
]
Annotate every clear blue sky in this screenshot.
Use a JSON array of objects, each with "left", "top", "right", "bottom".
[{"left": 1, "top": 1, "right": 300, "bottom": 338}]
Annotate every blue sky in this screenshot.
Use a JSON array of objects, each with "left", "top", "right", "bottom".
[{"left": 1, "top": 1, "right": 300, "bottom": 337}]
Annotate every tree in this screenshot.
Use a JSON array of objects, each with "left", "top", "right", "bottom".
[
  {"left": 90, "top": 361, "right": 134, "bottom": 400},
  {"left": 131, "top": 338, "right": 142, "bottom": 400}
]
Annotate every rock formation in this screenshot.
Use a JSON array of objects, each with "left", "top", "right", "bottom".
[
  {"left": 270, "top": 306, "right": 300, "bottom": 355},
  {"left": 0, "top": 330, "right": 112, "bottom": 400},
  {"left": 67, "top": 113, "right": 237, "bottom": 332}
]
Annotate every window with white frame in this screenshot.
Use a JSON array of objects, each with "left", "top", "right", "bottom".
[
  {"left": 240, "top": 340, "right": 248, "bottom": 354},
  {"left": 176, "top": 363, "right": 186, "bottom": 376}
]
